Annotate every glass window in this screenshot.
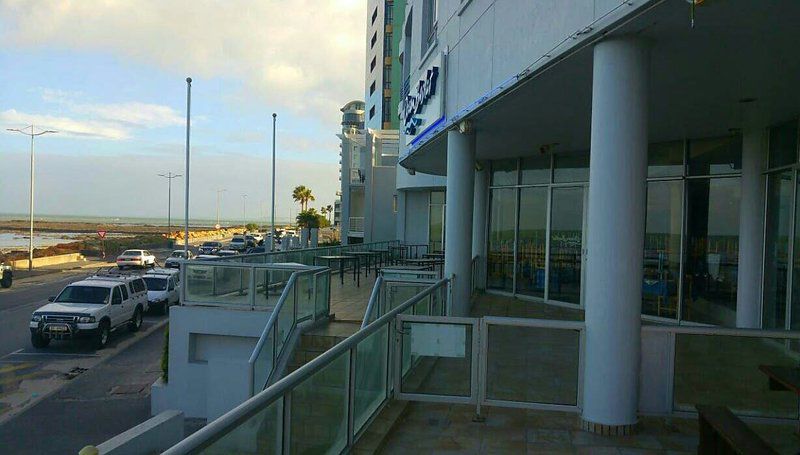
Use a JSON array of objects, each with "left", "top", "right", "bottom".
[
  {"left": 491, "top": 159, "right": 517, "bottom": 186},
  {"left": 553, "top": 152, "right": 589, "bottom": 183},
  {"left": 648, "top": 141, "right": 685, "bottom": 178},
  {"left": 763, "top": 171, "right": 793, "bottom": 329},
  {"left": 768, "top": 121, "right": 798, "bottom": 169},
  {"left": 548, "top": 187, "right": 584, "bottom": 304},
  {"left": 520, "top": 155, "right": 550, "bottom": 185},
  {"left": 429, "top": 201, "right": 444, "bottom": 253},
  {"left": 487, "top": 188, "right": 516, "bottom": 291},
  {"left": 792, "top": 177, "right": 800, "bottom": 331},
  {"left": 683, "top": 178, "right": 740, "bottom": 326},
  {"left": 688, "top": 135, "right": 742, "bottom": 175},
  {"left": 516, "top": 187, "right": 548, "bottom": 298},
  {"left": 430, "top": 191, "right": 445, "bottom": 204},
  {"left": 642, "top": 181, "right": 683, "bottom": 318}
]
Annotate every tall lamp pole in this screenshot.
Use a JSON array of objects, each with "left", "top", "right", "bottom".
[
  {"left": 270, "top": 113, "right": 277, "bottom": 251},
  {"left": 242, "top": 194, "right": 248, "bottom": 230},
  {"left": 6, "top": 125, "right": 58, "bottom": 271},
  {"left": 184, "top": 77, "right": 192, "bottom": 256},
  {"left": 216, "top": 189, "right": 227, "bottom": 231},
  {"left": 157, "top": 172, "right": 182, "bottom": 232}
]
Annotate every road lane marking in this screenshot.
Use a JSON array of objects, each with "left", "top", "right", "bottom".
[
  {"left": 0, "top": 349, "right": 24, "bottom": 360},
  {"left": 8, "top": 352, "right": 99, "bottom": 358}
]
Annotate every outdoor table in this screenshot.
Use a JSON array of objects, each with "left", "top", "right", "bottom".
[
  {"left": 388, "top": 245, "right": 409, "bottom": 265},
  {"left": 403, "top": 243, "right": 429, "bottom": 259},
  {"left": 403, "top": 257, "right": 444, "bottom": 277},
  {"left": 423, "top": 252, "right": 444, "bottom": 259},
  {"left": 314, "top": 255, "right": 360, "bottom": 287},
  {"left": 369, "top": 249, "right": 390, "bottom": 269},
  {"left": 348, "top": 251, "right": 381, "bottom": 277}
]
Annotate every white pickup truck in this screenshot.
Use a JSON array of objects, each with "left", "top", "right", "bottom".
[{"left": 29, "top": 274, "right": 148, "bottom": 349}]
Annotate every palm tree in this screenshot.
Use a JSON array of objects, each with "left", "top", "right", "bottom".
[
  {"left": 325, "top": 204, "right": 333, "bottom": 223},
  {"left": 292, "top": 186, "right": 315, "bottom": 211}
]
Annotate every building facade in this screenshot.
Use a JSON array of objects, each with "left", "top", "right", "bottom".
[
  {"left": 397, "top": 0, "right": 800, "bottom": 433},
  {"left": 365, "top": 0, "right": 406, "bottom": 130}
]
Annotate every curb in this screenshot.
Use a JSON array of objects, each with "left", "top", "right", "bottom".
[{"left": 0, "top": 316, "right": 169, "bottom": 426}]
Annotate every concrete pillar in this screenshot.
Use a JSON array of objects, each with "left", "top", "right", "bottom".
[
  {"left": 444, "top": 127, "right": 475, "bottom": 316},
  {"left": 472, "top": 165, "right": 488, "bottom": 290},
  {"left": 582, "top": 37, "right": 649, "bottom": 434},
  {"left": 736, "top": 128, "right": 766, "bottom": 328}
]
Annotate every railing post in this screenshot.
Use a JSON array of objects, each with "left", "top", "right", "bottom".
[
  {"left": 282, "top": 393, "right": 292, "bottom": 454},
  {"left": 347, "top": 347, "right": 357, "bottom": 448},
  {"left": 249, "top": 266, "right": 256, "bottom": 310}
]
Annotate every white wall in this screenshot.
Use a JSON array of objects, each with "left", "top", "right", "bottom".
[
  {"left": 151, "top": 305, "right": 269, "bottom": 419},
  {"left": 403, "top": 190, "right": 430, "bottom": 245}
]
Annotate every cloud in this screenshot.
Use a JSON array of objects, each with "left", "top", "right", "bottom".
[
  {"left": 0, "top": 108, "right": 130, "bottom": 140},
  {"left": 73, "top": 102, "right": 184, "bottom": 128},
  {"left": 0, "top": 0, "right": 367, "bottom": 126}
]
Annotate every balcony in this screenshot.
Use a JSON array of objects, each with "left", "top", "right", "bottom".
[{"left": 348, "top": 216, "right": 365, "bottom": 235}]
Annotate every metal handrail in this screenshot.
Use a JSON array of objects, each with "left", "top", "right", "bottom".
[
  {"left": 164, "top": 278, "right": 449, "bottom": 455},
  {"left": 247, "top": 267, "right": 327, "bottom": 395},
  {"left": 204, "top": 240, "right": 401, "bottom": 262},
  {"left": 360, "top": 276, "right": 384, "bottom": 329}
]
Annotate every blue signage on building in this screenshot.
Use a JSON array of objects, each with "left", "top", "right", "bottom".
[{"left": 401, "top": 66, "right": 439, "bottom": 135}]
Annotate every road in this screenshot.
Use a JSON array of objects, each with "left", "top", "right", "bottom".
[{"left": 0, "top": 325, "right": 166, "bottom": 454}]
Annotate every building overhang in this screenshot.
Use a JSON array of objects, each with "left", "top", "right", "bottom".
[{"left": 399, "top": 0, "right": 800, "bottom": 175}]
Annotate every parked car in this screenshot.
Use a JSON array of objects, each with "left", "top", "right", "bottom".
[
  {"left": 164, "top": 249, "right": 194, "bottom": 268},
  {"left": 143, "top": 268, "right": 180, "bottom": 315},
  {"left": 1, "top": 263, "right": 12, "bottom": 288},
  {"left": 245, "top": 246, "right": 267, "bottom": 254},
  {"left": 195, "top": 254, "right": 220, "bottom": 260},
  {"left": 30, "top": 273, "right": 147, "bottom": 349},
  {"left": 198, "top": 241, "right": 223, "bottom": 255},
  {"left": 245, "top": 235, "right": 260, "bottom": 247},
  {"left": 216, "top": 249, "right": 239, "bottom": 257},
  {"left": 116, "top": 249, "right": 156, "bottom": 268}
]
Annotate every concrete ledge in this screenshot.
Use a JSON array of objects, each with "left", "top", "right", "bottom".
[
  {"left": 10, "top": 252, "right": 85, "bottom": 269},
  {"left": 95, "top": 409, "right": 184, "bottom": 455}
]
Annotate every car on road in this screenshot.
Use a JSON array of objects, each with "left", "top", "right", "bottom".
[
  {"left": 164, "top": 249, "right": 194, "bottom": 268},
  {"left": 216, "top": 249, "right": 239, "bottom": 257},
  {"left": 30, "top": 274, "right": 147, "bottom": 349},
  {"left": 249, "top": 232, "right": 264, "bottom": 244},
  {"left": 228, "top": 236, "right": 247, "bottom": 252},
  {"left": 116, "top": 249, "right": 156, "bottom": 268},
  {"left": 1, "top": 263, "right": 11, "bottom": 288},
  {"left": 198, "top": 241, "right": 223, "bottom": 255},
  {"left": 245, "top": 246, "right": 267, "bottom": 254},
  {"left": 195, "top": 254, "right": 220, "bottom": 260},
  {"left": 143, "top": 268, "right": 180, "bottom": 315}
]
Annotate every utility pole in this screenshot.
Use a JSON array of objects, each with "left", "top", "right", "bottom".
[
  {"left": 241, "top": 194, "right": 248, "bottom": 230},
  {"left": 183, "top": 77, "right": 192, "bottom": 256},
  {"left": 157, "top": 172, "right": 182, "bottom": 232},
  {"left": 270, "top": 113, "right": 277, "bottom": 251},
  {"left": 216, "top": 189, "right": 227, "bottom": 233},
  {"left": 6, "top": 125, "right": 58, "bottom": 271}
]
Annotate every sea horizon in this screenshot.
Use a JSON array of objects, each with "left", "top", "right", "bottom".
[{"left": 0, "top": 212, "right": 296, "bottom": 228}]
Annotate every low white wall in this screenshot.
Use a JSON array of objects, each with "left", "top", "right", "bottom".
[
  {"left": 95, "top": 410, "right": 184, "bottom": 455},
  {"left": 151, "top": 305, "right": 270, "bottom": 419}
]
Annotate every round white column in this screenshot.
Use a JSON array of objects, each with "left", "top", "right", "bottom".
[
  {"left": 582, "top": 37, "right": 649, "bottom": 433},
  {"left": 472, "top": 165, "right": 488, "bottom": 291},
  {"left": 445, "top": 127, "right": 476, "bottom": 316},
  {"left": 736, "top": 128, "right": 765, "bottom": 328}
]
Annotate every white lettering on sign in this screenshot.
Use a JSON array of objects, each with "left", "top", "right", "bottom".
[{"left": 400, "top": 66, "right": 439, "bottom": 135}]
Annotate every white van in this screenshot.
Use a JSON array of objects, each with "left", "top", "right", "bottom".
[{"left": 143, "top": 268, "right": 181, "bottom": 315}]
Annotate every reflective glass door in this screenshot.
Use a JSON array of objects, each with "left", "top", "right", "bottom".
[
  {"left": 516, "top": 187, "right": 548, "bottom": 298},
  {"left": 548, "top": 187, "right": 585, "bottom": 304}
]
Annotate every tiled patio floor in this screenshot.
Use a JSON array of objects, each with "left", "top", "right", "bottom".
[
  {"left": 328, "top": 269, "right": 378, "bottom": 321},
  {"left": 380, "top": 401, "right": 800, "bottom": 454},
  {"left": 471, "top": 292, "right": 584, "bottom": 320}
]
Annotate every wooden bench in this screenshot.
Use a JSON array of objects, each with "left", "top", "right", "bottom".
[{"left": 696, "top": 405, "right": 777, "bottom": 454}]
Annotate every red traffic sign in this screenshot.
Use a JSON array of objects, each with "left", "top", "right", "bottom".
[{"left": 97, "top": 230, "right": 107, "bottom": 239}]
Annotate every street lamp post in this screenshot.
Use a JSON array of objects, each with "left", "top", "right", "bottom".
[
  {"left": 216, "top": 189, "right": 227, "bottom": 234},
  {"left": 184, "top": 77, "right": 192, "bottom": 256},
  {"left": 242, "top": 194, "right": 248, "bottom": 230},
  {"left": 157, "top": 172, "right": 182, "bottom": 232},
  {"left": 6, "top": 125, "right": 58, "bottom": 271},
  {"left": 270, "top": 113, "right": 277, "bottom": 251}
]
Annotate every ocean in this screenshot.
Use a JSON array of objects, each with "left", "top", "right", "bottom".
[{"left": 0, "top": 213, "right": 293, "bottom": 228}]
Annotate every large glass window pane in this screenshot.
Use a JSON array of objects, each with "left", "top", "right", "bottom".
[
  {"left": 290, "top": 351, "right": 349, "bottom": 454},
  {"left": 648, "top": 141, "right": 684, "bottom": 178},
  {"left": 491, "top": 159, "right": 517, "bottom": 186},
  {"left": 642, "top": 180, "right": 682, "bottom": 319},
  {"left": 553, "top": 151, "right": 589, "bottom": 183},
  {"left": 400, "top": 321, "right": 472, "bottom": 397},
  {"left": 200, "top": 397, "right": 282, "bottom": 454},
  {"left": 688, "top": 135, "right": 742, "bottom": 175},
  {"left": 487, "top": 188, "right": 516, "bottom": 292},
  {"left": 791, "top": 177, "right": 800, "bottom": 331},
  {"left": 763, "top": 171, "right": 793, "bottom": 329},
  {"left": 548, "top": 187, "right": 584, "bottom": 304},
  {"left": 354, "top": 325, "right": 388, "bottom": 435},
  {"left": 768, "top": 121, "right": 798, "bottom": 169},
  {"left": 516, "top": 187, "right": 548, "bottom": 298},
  {"left": 428, "top": 201, "right": 444, "bottom": 253},
  {"left": 683, "top": 178, "right": 741, "bottom": 326},
  {"left": 520, "top": 155, "right": 550, "bottom": 185}
]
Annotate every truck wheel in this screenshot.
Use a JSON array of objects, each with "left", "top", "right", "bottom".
[
  {"left": 31, "top": 333, "right": 49, "bottom": 348},
  {"left": 1, "top": 272, "right": 11, "bottom": 288},
  {"left": 95, "top": 322, "right": 110, "bottom": 349},
  {"left": 128, "top": 307, "right": 143, "bottom": 332},
  {"left": 159, "top": 301, "right": 168, "bottom": 316}
]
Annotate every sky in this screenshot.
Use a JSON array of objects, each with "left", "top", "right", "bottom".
[{"left": 0, "top": 0, "right": 366, "bottom": 223}]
